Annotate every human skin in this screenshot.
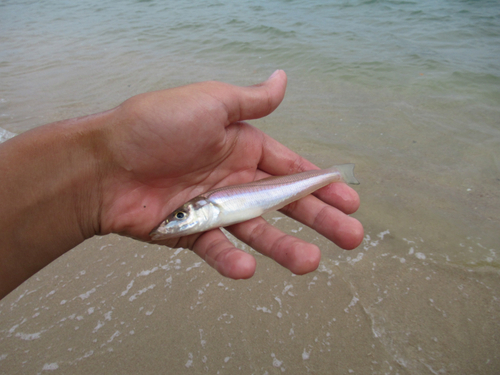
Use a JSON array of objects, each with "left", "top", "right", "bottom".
[{"left": 0, "top": 70, "right": 363, "bottom": 299}]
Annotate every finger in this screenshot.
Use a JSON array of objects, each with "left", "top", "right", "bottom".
[
  {"left": 280, "top": 194, "right": 364, "bottom": 250},
  {"left": 227, "top": 217, "right": 321, "bottom": 275},
  {"left": 209, "top": 69, "right": 288, "bottom": 124},
  {"left": 313, "top": 182, "right": 361, "bottom": 215},
  {"left": 258, "top": 131, "right": 318, "bottom": 176},
  {"left": 191, "top": 228, "right": 256, "bottom": 279},
  {"left": 254, "top": 130, "right": 361, "bottom": 214}
]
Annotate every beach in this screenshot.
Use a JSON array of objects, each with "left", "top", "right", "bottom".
[
  {"left": 1, "top": 0, "right": 499, "bottom": 373},
  {"left": 2, "top": 231, "right": 499, "bottom": 374}
]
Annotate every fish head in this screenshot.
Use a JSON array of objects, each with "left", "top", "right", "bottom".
[{"left": 150, "top": 197, "right": 220, "bottom": 240}]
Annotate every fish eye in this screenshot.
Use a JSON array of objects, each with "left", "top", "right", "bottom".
[{"left": 174, "top": 211, "right": 187, "bottom": 220}]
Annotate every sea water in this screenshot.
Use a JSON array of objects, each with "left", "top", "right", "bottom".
[{"left": 1, "top": 0, "right": 500, "bottom": 373}]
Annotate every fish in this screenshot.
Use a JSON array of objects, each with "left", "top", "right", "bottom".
[{"left": 150, "top": 164, "right": 359, "bottom": 240}]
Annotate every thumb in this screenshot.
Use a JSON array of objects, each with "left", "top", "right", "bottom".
[{"left": 212, "top": 70, "right": 288, "bottom": 124}]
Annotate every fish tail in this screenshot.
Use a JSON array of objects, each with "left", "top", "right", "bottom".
[{"left": 328, "top": 164, "right": 360, "bottom": 185}]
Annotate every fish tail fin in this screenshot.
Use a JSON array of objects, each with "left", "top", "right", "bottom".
[{"left": 329, "top": 164, "right": 360, "bottom": 185}]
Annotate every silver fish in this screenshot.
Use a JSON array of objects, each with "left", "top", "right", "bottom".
[{"left": 150, "top": 164, "right": 359, "bottom": 240}]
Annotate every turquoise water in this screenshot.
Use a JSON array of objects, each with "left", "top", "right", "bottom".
[{"left": 1, "top": 1, "right": 500, "bottom": 373}]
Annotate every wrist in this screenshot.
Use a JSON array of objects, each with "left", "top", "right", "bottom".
[
  {"left": 51, "top": 109, "right": 117, "bottom": 239},
  {"left": 0, "top": 109, "right": 115, "bottom": 296}
]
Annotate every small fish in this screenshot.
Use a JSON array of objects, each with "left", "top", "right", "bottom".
[{"left": 150, "top": 164, "right": 359, "bottom": 240}]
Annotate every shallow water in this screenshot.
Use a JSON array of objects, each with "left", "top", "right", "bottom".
[{"left": 1, "top": 0, "right": 500, "bottom": 373}]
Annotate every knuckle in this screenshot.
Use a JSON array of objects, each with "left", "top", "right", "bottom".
[
  {"left": 288, "top": 156, "right": 308, "bottom": 175},
  {"left": 247, "top": 220, "right": 268, "bottom": 246},
  {"left": 312, "top": 206, "right": 330, "bottom": 231},
  {"left": 280, "top": 200, "right": 300, "bottom": 217}
]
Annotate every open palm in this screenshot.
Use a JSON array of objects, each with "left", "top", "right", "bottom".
[{"left": 99, "top": 71, "right": 363, "bottom": 279}]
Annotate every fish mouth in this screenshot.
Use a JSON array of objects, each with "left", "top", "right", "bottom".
[
  {"left": 149, "top": 221, "right": 199, "bottom": 241},
  {"left": 149, "top": 229, "right": 165, "bottom": 241},
  {"left": 149, "top": 221, "right": 164, "bottom": 239},
  {"left": 149, "top": 222, "right": 173, "bottom": 241},
  {"left": 150, "top": 231, "right": 170, "bottom": 241},
  {"left": 149, "top": 227, "right": 181, "bottom": 241}
]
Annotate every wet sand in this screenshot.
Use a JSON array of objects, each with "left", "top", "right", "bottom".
[{"left": 1, "top": 212, "right": 499, "bottom": 374}]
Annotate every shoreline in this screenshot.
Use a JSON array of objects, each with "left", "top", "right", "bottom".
[{"left": 1, "top": 228, "right": 499, "bottom": 373}]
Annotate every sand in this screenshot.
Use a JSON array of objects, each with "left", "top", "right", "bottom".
[{"left": 1, "top": 212, "right": 499, "bottom": 374}]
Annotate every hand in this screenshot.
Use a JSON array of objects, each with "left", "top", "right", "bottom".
[
  {"left": 0, "top": 70, "right": 363, "bottom": 298},
  {"left": 98, "top": 70, "right": 363, "bottom": 278}
]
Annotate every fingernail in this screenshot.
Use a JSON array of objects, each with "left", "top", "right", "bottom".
[{"left": 268, "top": 69, "right": 281, "bottom": 80}]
